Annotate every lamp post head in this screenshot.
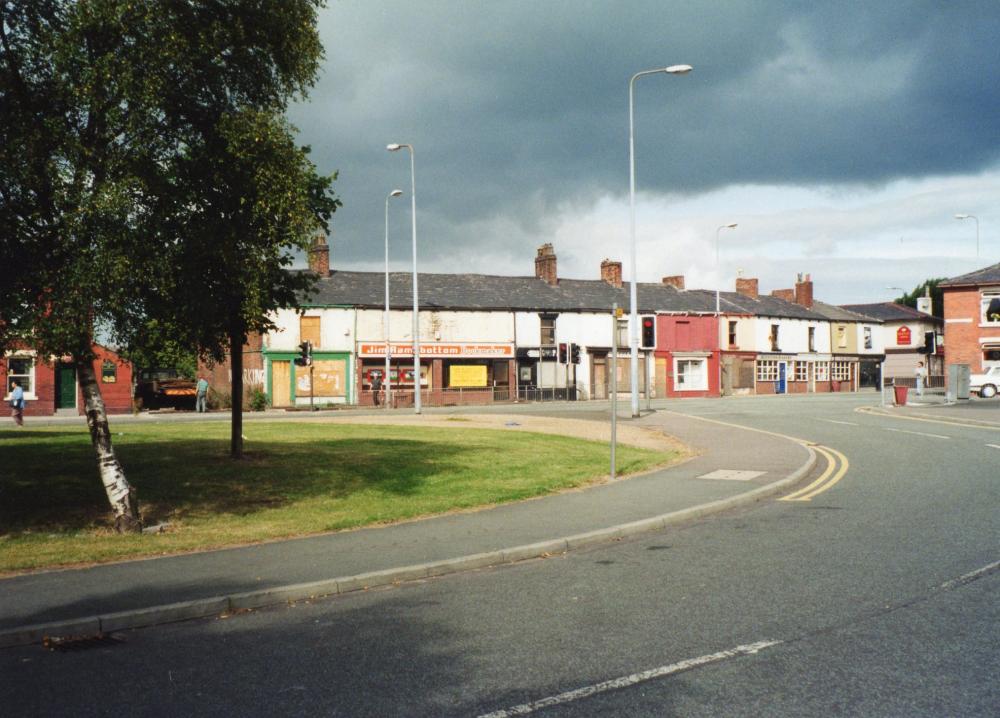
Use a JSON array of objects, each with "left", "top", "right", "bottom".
[
  {"left": 390, "top": 189, "right": 403, "bottom": 197},
  {"left": 665, "top": 64, "right": 693, "bottom": 74},
  {"left": 724, "top": 223, "right": 738, "bottom": 229},
  {"left": 386, "top": 143, "right": 402, "bottom": 152},
  {"left": 954, "top": 213, "right": 969, "bottom": 220}
]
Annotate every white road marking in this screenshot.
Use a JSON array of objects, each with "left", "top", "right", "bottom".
[
  {"left": 817, "top": 419, "right": 858, "bottom": 426},
  {"left": 477, "top": 640, "right": 781, "bottom": 718},
  {"left": 939, "top": 560, "right": 1000, "bottom": 591},
  {"left": 883, "top": 427, "right": 950, "bottom": 440}
]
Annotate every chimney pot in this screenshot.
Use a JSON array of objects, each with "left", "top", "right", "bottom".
[
  {"left": 308, "top": 231, "right": 330, "bottom": 276},
  {"left": 735, "top": 277, "right": 759, "bottom": 299},
  {"left": 661, "top": 275, "right": 685, "bottom": 290},
  {"left": 601, "top": 259, "right": 623, "bottom": 288},
  {"left": 535, "top": 243, "right": 558, "bottom": 285}
]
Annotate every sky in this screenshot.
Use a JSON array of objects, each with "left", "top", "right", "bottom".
[{"left": 287, "top": 0, "right": 1000, "bottom": 305}]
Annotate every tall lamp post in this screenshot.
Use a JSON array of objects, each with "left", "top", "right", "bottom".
[
  {"left": 628, "top": 64, "right": 692, "bottom": 417},
  {"left": 384, "top": 188, "right": 403, "bottom": 409},
  {"left": 715, "top": 223, "right": 738, "bottom": 396},
  {"left": 954, "top": 213, "right": 980, "bottom": 258},
  {"left": 387, "top": 143, "right": 421, "bottom": 414}
]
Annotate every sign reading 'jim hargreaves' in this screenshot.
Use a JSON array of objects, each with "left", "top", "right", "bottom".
[{"left": 359, "top": 343, "right": 514, "bottom": 358}]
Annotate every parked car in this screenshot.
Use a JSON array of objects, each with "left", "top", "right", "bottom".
[
  {"left": 135, "top": 368, "right": 197, "bottom": 410},
  {"left": 969, "top": 366, "right": 1000, "bottom": 398}
]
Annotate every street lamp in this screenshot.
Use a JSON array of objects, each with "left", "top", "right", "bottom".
[
  {"left": 628, "top": 64, "right": 692, "bottom": 417},
  {"left": 387, "top": 143, "right": 421, "bottom": 414},
  {"left": 954, "top": 214, "right": 980, "bottom": 258},
  {"left": 384, "top": 188, "right": 403, "bottom": 409},
  {"left": 715, "top": 223, "right": 738, "bottom": 397}
]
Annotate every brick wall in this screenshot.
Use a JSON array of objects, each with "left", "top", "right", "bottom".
[{"left": 943, "top": 287, "right": 993, "bottom": 373}]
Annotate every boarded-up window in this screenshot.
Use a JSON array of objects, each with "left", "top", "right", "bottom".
[
  {"left": 449, "top": 364, "right": 487, "bottom": 387},
  {"left": 300, "top": 316, "right": 321, "bottom": 348},
  {"left": 296, "top": 359, "right": 346, "bottom": 397}
]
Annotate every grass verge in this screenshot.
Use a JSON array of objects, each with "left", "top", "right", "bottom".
[{"left": 0, "top": 421, "right": 677, "bottom": 573}]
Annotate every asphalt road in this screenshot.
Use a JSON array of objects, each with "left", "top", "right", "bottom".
[{"left": 2, "top": 394, "right": 997, "bottom": 717}]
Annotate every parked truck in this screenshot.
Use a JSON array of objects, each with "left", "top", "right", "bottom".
[{"left": 135, "top": 368, "right": 197, "bottom": 410}]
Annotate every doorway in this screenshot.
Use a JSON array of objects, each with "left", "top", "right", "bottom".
[
  {"left": 55, "top": 364, "right": 76, "bottom": 409},
  {"left": 271, "top": 361, "right": 291, "bottom": 407}
]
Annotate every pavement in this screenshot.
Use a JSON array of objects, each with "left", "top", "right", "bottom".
[
  {"left": 0, "top": 409, "right": 819, "bottom": 648},
  {"left": 871, "top": 386, "right": 1000, "bottom": 426}
]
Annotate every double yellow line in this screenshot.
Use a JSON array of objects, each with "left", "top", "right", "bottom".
[{"left": 779, "top": 445, "right": 849, "bottom": 502}]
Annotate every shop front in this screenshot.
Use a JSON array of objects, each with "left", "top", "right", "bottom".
[
  {"left": 358, "top": 342, "right": 514, "bottom": 406},
  {"left": 266, "top": 350, "right": 351, "bottom": 407}
]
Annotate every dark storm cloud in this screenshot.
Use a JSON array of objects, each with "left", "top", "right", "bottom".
[{"left": 289, "top": 1, "right": 1000, "bottom": 267}]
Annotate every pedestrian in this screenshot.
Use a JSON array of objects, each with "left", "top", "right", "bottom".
[
  {"left": 914, "top": 360, "right": 925, "bottom": 397},
  {"left": 371, "top": 371, "right": 383, "bottom": 407},
  {"left": 9, "top": 379, "right": 25, "bottom": 426},
  {"left": 195, "top": 375, "right": 209, "bottom": 413}
]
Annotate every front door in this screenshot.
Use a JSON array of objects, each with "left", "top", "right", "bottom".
[
  {"left": 56, "top": 365, "right": 76, "bottom": 409},
  {"left": 271, "top": 361, "right": 291, "bottom": 407},
  {"left": 592, "top": 355, "right": 607, "bottom": 400},
  {"left": 777, "top": 361, "right": 787, "bottom": 394}
]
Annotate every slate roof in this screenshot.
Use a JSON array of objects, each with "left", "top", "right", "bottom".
[
  {"left": 300, "top": 269, "right": 829, "bottom": 320},
  {"left": 938, "top": 262, "right": 1000, "bottom": 287},
  {"left": 839, "top": 302, "right": 941, "bottom": 324},
  {"left": 810, "top": 300, "right": 883, "bottom": 323}
]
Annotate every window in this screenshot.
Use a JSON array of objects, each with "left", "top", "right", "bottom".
[
  {"left": 769, "top": 325, "right": 780, "bottom": 352},
  {"left": 101, "top": 360, "right": 118, "bottom": 383},
  {"left": 540, "top": 314, "right": 557, "bottom": 346},
  {"left": 863, "top": 326, "right": 873, "bottom": 350},
  {"left": 808, "top": 327, "right": 816, "bottom": 352},
  {"left": 300, "top": 316, "right": 321, "bottom": 347},
  {"left": 832, "top": 361, "right": 851, "bottom": 380},
  {"left": 814, "top": 361, "right": 830, "bottom": 381},
  {"left": 981, "top": 292, "right": 1000, "bottom": 324},
  {"left": 6, "top": 356, "right": 34, "bottom": 396},
  {"left": 794, "top": 361, "right": 809, "bottom": 382},
  {"left": 756, "top": 359, "right": 778, "bottom": 382},
  {"left": 836, "top": 325, "right": 848, "bottom": 348},
  {"left": 675, "top": 358, "right": 708, "bottom": 391},
  {"left": 728, "top": 321, "right": 737, "bottom": 347}
]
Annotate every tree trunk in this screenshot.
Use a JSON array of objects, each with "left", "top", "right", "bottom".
[
  {"left": 76, "top": 355, "right": 142, "bottom": 533},
  {"left": 230, "top": 329, "right": 244, "bottom": 459}
]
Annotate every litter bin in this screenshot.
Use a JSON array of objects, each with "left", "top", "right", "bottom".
[{"left": 893, "top": 385, "right": 908, "bottom": 406}]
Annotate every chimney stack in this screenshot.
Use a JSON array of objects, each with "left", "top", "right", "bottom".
[
  {"left": 735, "top": 277, "right": 759, "bottom": 299},
  {"left": 794, "top": 272, "right": 814, "bottom": 308},
  {"left": 309, "top": 231, "right": 330, "bottom": 276},
  {"left": 535, "top": 243, "right": 558, "bottom": 286},
  {"left": 600, "top": 259, "right": 623, "bottom": 288},
  {"left": 661, "top": 275, "right": 685, "bottom": 290},
  {"left": 771, "top": 288, "right": 794, "bottom": 301}
]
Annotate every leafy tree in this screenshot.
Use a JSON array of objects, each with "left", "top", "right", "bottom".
[
  {"left": 1, "top": 0, "right": 334, "bottom": 528},
  {"left": 894, "top": 278, "right": 947, "bottom": 318}
]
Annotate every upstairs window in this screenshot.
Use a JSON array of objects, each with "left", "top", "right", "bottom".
[
  {"left": 808, "top": 326, "right": 816, "bottom": 352},
  {"left": 769, "top": 324, "right": 780, "bottom": 352},
  {"left": 300, "top": 316, "right": 321, "bottom": 347},
  {"left": 981, "top": 292, "right": 1000, "bottom": 325},
  {"left": 728, "top": 321, "right": 737, "bottom": 347},
  {"left": 836, "top": 325, "right": 848, "bottom": 348},
  {"left": 539, "top": 314, "right": 557, "bottom": 346},
  {"left": 863, "top": 327, "right": 873, "bottom": 350}
]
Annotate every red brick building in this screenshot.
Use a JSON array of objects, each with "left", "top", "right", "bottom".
[
  {"left": 940, "top": 263, "right": 1000, "bottom": 375},
  {"left": 3, "top": 344, "right": 134, "bottom": 417}
]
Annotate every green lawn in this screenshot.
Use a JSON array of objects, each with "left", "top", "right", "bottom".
[{"left": 0, "top": 421, "right": 676, "bottom": 572}]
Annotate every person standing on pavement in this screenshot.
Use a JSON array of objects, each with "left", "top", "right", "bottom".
[
  {"left": 9, "top": 379, "right": 25, "bottom": 426},
  {"left": 371, "top": 371, "right": 383, "bottom": 407},
  {"left": 195, "top": 375, "right": 209, "bottom": 413},
  {"left": 914, "top": 361, "right": 925, "bottom": 397}
]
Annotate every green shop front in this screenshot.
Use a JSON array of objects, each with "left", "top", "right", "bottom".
[{"left": 265, "top": 349, "right": 352, "bottom": 407}]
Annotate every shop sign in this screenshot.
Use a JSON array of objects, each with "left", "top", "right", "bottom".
[
  {"left": 359, "top": 343, "right": 513, "bottom": 358},
  {"left": 896, "top": 326, "right": 912, "bottom": 346}
]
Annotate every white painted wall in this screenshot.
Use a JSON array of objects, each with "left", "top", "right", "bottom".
[
  {"left": 751, "top": 317, "right": 830, "bottom": 354},
  {"left": 269, "top": 307, "right": 355, "bottom": 352},
  {"left": 357, "top": 309, "right": 515, "bottom": 343}
]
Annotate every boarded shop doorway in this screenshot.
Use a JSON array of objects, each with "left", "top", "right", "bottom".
[
  {"left": 271, "top": 360, "right": 291, "bottom": 407},
  {"left": 592, "top": 353, "right": 607, "bottom": 400}
]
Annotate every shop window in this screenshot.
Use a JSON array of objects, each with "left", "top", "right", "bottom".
[
  {"left": 832, "top": 361, "right": 851, "bottom": 381},
  {"left": 539, "top": 314, "right": 556, "bottom": 346},
  {"left": 814, "top": 361, "right": 830, "bottom": 381},
  {"left": 675, "top": 358, "right": 707, "bottom": 391},
  {"left": 6, "top": 356, "right": 34, "bottom": 395},
  {"left": 101, "top": 360, "right": 118, "bottom": 383},
  {"left": 794, "top": 361, "right": 809, "bottom": 382},
  {"left": 300, "top": 316, "right": 321, "bottom": 347},
  {"left": 769, "top": 325, "right": 780, "bottom": 352},
  {"left": 756, "top": 359, "right": 778, "bottom": 382},
  {"left": 981, "top": 292, "right": 1000, "bottom": 324}
]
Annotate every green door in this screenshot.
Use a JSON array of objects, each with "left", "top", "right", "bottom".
[{"left": 56, "top": 365, "right": 76, "bottom": 409}]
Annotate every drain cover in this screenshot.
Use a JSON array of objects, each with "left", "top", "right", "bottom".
[
  {"left": 43, "top": 633, "right": 124, "bottom": 652},
  {"left": 698, "top": 469, "right": 766, "bottom": 481}
]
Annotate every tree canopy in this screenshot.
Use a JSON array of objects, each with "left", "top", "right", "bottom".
[{"left": 894, "top": 278, "right": 947, "bottom": 318}]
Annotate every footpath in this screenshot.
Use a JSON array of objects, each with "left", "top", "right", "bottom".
[{"left": 0, "top": 410, "right": 815, "bottom": 648}]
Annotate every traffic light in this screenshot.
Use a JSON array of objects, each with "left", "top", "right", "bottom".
[
  {"left": 558, "top": 342, "right": 568, "bottom": 364},
  {"left": 640, "top": 316, "right": 656, "bottom": 349},
  {"left": 294, "top": 340, "right": 313, "bottom": 366},
  {"left": 570, "top": 343, "right": 581, "bottom": 364},
  {"left": 921, "top": 331, "right": 935, "bottom": 355}
]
